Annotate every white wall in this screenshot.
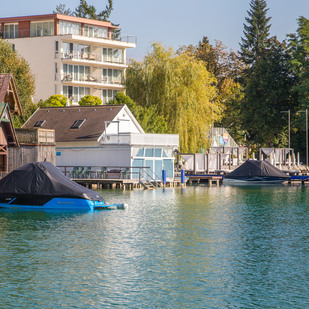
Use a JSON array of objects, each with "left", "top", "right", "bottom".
[
  {"left": 56, "top": 145, "right": 131, "bottom": 167},
  {"left": 10, "top": 36, "right": 56, "bottom": 102},
  {"left": 103, "top": 106, "right": 143, "bottom": 136}
]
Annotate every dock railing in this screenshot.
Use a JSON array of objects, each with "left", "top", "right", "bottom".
[{"left": 58, "top": 165, "right": 162, "bottom": 183}]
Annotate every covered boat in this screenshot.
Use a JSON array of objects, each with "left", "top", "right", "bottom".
[
  {"left": 224, "top": 160, "right": 290, "bottom": 184},
  {"left": 0, "top": 162, "right": 126, "bottom": 210}
]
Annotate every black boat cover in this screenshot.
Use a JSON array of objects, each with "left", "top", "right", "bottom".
[
  {"left": 0, "top": 162, "right": 103, "bottom": 201},
  {"left": 225, "top": 160, "right": 290, "bottom": 179}
]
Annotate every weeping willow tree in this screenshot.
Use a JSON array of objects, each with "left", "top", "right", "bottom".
[{"left": 126, "top": 43, "right": 219, "bottom": 153}]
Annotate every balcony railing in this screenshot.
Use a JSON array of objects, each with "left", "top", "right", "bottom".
[
  {"left": 100, "top": 133, "right": 179, "bottom": 147},
  {"left": 61, "top": 73, "right": 124, "bottom": 85},
  {"left": 0, "top": 29, "right": 137, "bottom": 45},
  {"left": 60, "top": 51, "right": 126, "bottom": 65}
]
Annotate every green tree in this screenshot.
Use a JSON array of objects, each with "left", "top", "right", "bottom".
[
  {"left": 288, "top": 17, "right": 309, "bottom": 160},
  {"left": 242, "top": 38, "right": 298, "bottom": 147},
  {"left": 289, "top": 17, "right": 309, "bottom": 108},
  {"left": 53, "top": 3, "right": 73, "bottom": 15},
  {"left": 0, "top": 38, "right": 36, "bottom": 127},
  {"left": 110, "top": 92, "right": 168, "bottom": 133},
  {"left": 56, "top": 0, "right": 120, "bottom": 38},
  {"left": 79, "top": 95, "right": 102, "bottom": 106},
  {"left": 179, "top": 37, "right": 246, "bottom": 145},
  {"left": 74, "top": 0, "right": 97, "bottom": 19},
  {"left": 239, "top": 0, "right": 272, "bottom": 66},
  {"left": 39, "top": 94, "right": 68, "bottom": 107},
  {"left": 126, "top": 43, "right": 218, "bottom": 152}
]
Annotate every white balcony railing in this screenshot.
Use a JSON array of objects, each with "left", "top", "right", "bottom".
[
  {"left": 61, "top": 73, "right": 124, "bottom": 85},
  {"left": 60, "top": 51, "right": 127, "bottom": 65},
  {"left": 100, "top": 133, "right": 179, "bottom": 147}
]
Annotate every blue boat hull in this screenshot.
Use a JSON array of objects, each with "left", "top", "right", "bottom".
[
  {"left": 0, "top": 197, "right": 127, "bottom": 211},
  {"left": 223, "top": 176, "right": 288, "bottom": 184}
]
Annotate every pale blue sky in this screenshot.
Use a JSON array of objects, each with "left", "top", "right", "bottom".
[{"left": 2, "top": 0, "right": 309, "bottom": 60}]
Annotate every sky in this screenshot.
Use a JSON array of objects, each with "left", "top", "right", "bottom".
[{"left": 1, "top": 0, "right": 309, "bottom": 60}]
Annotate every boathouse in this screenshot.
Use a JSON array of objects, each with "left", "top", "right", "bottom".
[
  {"left": 0, "top": 74, "right": 22, "bottom": 174},
  {"left": 22, "top": 105, "right": 179, "bottom": 181}
]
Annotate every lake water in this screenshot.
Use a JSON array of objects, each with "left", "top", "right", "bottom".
[{"left": 0, "top": 185, "right": 309, "bottom": 308}]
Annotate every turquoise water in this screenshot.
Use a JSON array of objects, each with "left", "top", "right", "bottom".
[{"left": 0, "top": 185, "right": 309, "bottom": 308}]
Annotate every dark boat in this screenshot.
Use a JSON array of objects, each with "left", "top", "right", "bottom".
[
  {"left": 223, "top": 160, "right": 290, "bottom": 184},
  {"left": 0, "top": 162, "right": 126, "bottom": 210}
]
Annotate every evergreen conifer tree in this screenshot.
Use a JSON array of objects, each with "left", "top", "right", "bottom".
[{"left": 239, "top": 0, "right": 271, "bottom": 65}]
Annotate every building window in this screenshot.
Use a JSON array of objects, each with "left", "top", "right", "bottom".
[
  {"left": 102, "top": 68, "right": 123, "bottom": 84},
  {"left": 59, "top": 21, "right": 81, "bottom": 35},
  {"left": 62, "top": 64, "right": 91, "bottom": 82},
  {"left": 84, "top": 25, "right": 108, "bottom": 38},
  {"left": 63, "top": 86, "right": 90, "bottom": 103},
  {"left": 55, "top": 63, "right": 58, "bottom": 81},
  {"left": 55, "top": 41, "right": 59, "bottom": 58},
  {"left": 102, "top": 89, "right": 119, "bottom": 104},
  {"left": 62, "top": 42, "right": 90, "bottom": 59},
  {"left": 102, "top": 48, "right": 123, "bottom": 63},
  {"left": 4, "top": 23, "right": 18, "bottom": 39},
  {"left": 30, "top": 21, "right": 54, "bottom": 37}
]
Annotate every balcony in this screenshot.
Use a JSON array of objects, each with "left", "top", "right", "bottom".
[
  {"left": 59, "top": 51, "right": 127, "bottom": 67},
  {"left": 61, "top": 73, "right": 124, "bottom": 86},
  {"left": 0, "top": 28, "right": 136, "bottom": 45},
  {"left": 100, "top": 133, "right": 179, "bottom": 147}
]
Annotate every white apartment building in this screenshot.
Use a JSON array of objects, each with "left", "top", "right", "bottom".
[{"left": 0, "top": 14, "right": 136, "bottom": 104}]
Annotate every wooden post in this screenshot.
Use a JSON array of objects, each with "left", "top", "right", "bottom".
[
  {"left": 193, "top": 153, "right": 196, "bottom": 175},
  {"left": 204, "top": 154, "right": 207, "bottom": 174},
  {"left": 229, "top": 153, "right": 231, "bottom": 170},
  {"left": 237, "top": 148, "right": 240, "bottom": 166},
  {"left": 206, "top": 153, "right": 209, "bottom": 174},
  {"left": 259, "top": 148, "right": 262, "bottom": 160}
]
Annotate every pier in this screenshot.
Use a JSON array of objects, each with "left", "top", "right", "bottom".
[
  {"left": 72, "top": 177, "right": 184, "bottom": 190},
  {"left": 187, "top": 175, "right": 224, "bottom": 186}
]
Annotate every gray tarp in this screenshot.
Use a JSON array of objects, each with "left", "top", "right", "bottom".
[
  {"left": 0, "top": 162, "right": 103, "bottom": 201},
  {"left": 225, "top": 160, "right": 290, "bottom": 179}
]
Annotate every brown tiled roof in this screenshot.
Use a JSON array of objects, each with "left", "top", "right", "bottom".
[
  {"left": 0, "top": 74, "right": 23, "bottom": 115},
  {"left": 22, "top": 105, "right": 124, "bottom": 142},
  {"left": 0, "top": 74, "right": 11, "bottom": 103}
]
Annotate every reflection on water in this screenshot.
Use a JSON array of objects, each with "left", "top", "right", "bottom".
[{"left": 0, "top": 186, "right": 309, "bottom": 308}]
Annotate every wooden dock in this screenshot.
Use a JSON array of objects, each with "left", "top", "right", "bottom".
[
  {"left": 288, "top": 176, "right": 309, "bottom": 186},
  {"left": 187, "top": 175, "right": 223, "bottom": 186},
  {"left": 72, "top": 178, "right": 185, "bottom": 190}
]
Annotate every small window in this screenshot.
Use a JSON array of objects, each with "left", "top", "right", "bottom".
[
  {"left": 145, "top": 148, "right": 154, "bottom": 157},
  {"left": 71, "top": 119, "right": 86, "bottom": 129},
  {"left": 34, "top": 120, "right": 46, "bottom": 127},
  {"left": 155, "top": 148, "right": 162, "bottom": 157}
]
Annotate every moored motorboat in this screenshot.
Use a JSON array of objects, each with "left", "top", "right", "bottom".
[
  {"left": 0, "top": 162, "right": 127, "bottom": 210},
  {"left": 223, "top": 160, "right": 290, "bottom": 184}
]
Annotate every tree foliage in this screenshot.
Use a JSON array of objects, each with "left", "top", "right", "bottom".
[
  {"left": 126, "top": 43, "right": 218, "bottom": 152},
  {"left": 287, "top": 17, "right": 309, "bottom": 158},
  {"left": 0, "top": 39, "right": 36, "bottom": 127},
  {"left": 239, "top": 0, "right": 272, "bottom": 66},
  {"left": 179, "top": 37, "right": 246, "bottom": 144},
  {"left": 55, "top": 1, "right": 120, "bottom": 38},
  {"left": 241, "top": 38, "right": 298, "bottom": 147},
  {"left": 110, "top": 92, "right": 168, "bottom": 133},
  {"left": 39, "top": 94, "right": 68, "bottom": 107},
  {"left": 53, "top": 3, "right": 73, "bottom": 15},
  {"left": 289, "top": 16, "right": 309, "bottom": 108},
  {"left": 79, "top": 95, "right": 102, "bottom": 106}
]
